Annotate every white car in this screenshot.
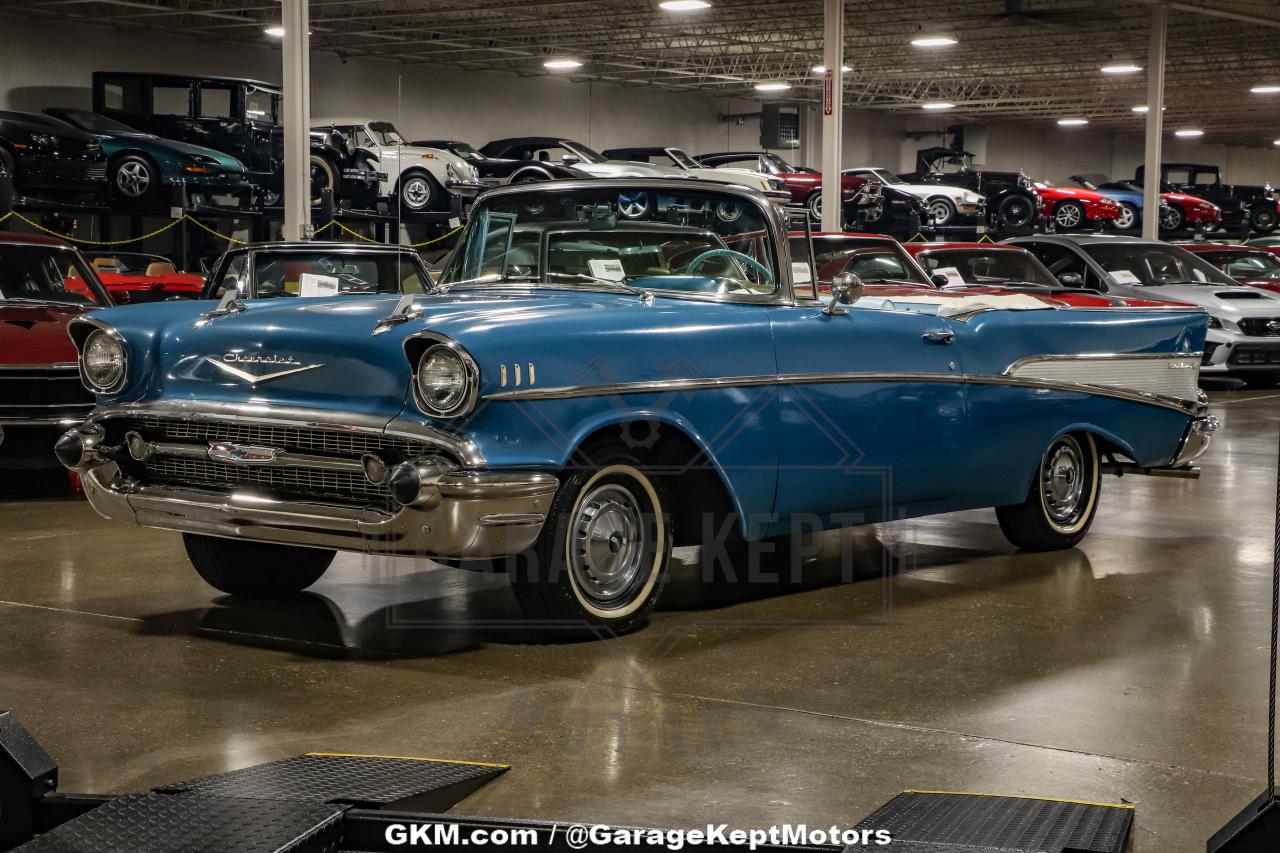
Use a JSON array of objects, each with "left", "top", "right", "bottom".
[
  {"left": 314, "top": 119, "right": 485, "bottom": 212},
  {"left": 601, "top": 146, "right": 785, "bottom": 195},
  {"left": 844, "top": 166, "right": 985, "bottom": 227}
]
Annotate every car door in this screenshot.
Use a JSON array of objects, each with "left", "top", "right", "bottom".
[{"left": 766, "top": 299, "right": 966, "bottom": 532}]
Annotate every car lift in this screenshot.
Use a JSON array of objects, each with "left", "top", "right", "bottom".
[{"left": 0, "top": 709, "right": 1136, "bottom": 853}]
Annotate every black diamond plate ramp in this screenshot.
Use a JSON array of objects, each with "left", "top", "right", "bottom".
[
  {"left": 156, "top": 752, "right": 508, "bottom": 812},
  {"left": 14, "top": 793, "right": 344, "bottom": 853},
  {"left": 853, "top": 791, "right": 1133, "bottom": 853}
]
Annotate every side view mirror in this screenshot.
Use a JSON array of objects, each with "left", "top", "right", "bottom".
[
  {"left": 823, "top": 272, "right": 864, "bottom": 315},
  {"left": 931, "top": 273, "right": 950, "bottom": 288},
  {"left": 1056, "top": 272, "right": 1083, "bottom": 287},
  {"left": 561, "top": 154, "right": 580, "bottom": 166}
]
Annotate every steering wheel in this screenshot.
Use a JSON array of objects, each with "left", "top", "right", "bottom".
[{"left": 685, "top": 249, "right": 775, "bottom": 285}]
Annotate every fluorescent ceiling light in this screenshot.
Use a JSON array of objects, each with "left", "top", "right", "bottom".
[
  {"left": 1057, "top": 118, "right": 1088, "bottom": 126},
  {"left": 264, "top": 25, "right": 285, "bottom": 37},
  {"left": 911, "top": 36, "right": 957, "bottom": 47},
  {"left": 659, "top": 0, "right": 710, "bottom": 9},
  {"left": 543, "top": 58, "right": 583, "bottom": 70},
  {"left": 811, "top": 65, "right": 852, "bottom": 74},
  {"left": 921, "top": 102, "right": 955, "bottom": 110},
  {"left": 1175, "top": 128, "right": 1204, "bottom": 137},
  {"left": 1101, "top": 64, "right": 1142, "bottom": 74},
  {"left": 1252, "top": 85, "right": 1280, "bottom": 94},
  {"left": 755, "top": 82, "right": 792, "bottom": 92}
]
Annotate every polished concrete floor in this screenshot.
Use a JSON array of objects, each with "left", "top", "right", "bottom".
[{"left": 1, "top": 386, "right": 1277, "bottom": 852}]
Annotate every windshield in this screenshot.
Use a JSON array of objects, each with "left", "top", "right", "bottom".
[
  {"left": 440, "top": 185, "right": 779, "bottom": 297},
  {"left": 665, "top": 148, "right": 700, "bottom": 170},
  {"left": 86, "top": 253, "right": 169, "bottom": 274},
  {"left": 917, "top": 249, "right": 1058, "bottom": 287},
  {"left": 251, "top": 251, "right": 429, "bottom": 298},
  {"left": 1197, "top": 250, "right": 1280, "bottom": 281},
  {"left": 557, "top": 140, "right": 605, "bottom": 164},
  {"left": 368, "top": 121, "right": 406, "bottom": 146},
  {"left": 1, "top": 246, "right": 108, "bottom": 306},
  {"left": 789, "top": 236, "right": 929, "bottom": 292},
  {"left": 245, "top": 88, "right": 278, "bottom": 124},
  {"left": 864, "top": 168, "right": 903, "bottom": 186},
  {"left": 762, "top": 153, "right": 796, "bottom": 173},
  {"left": 1084, "top": 243, "right": 1239, "bottom": 287},
  {"left": 56, "top": 109, "right": 137, "bottom": 134}
]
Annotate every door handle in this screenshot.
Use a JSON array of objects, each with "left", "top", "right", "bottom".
[{"left": 922, "top": 329, "right": 956, "bottom": 344}]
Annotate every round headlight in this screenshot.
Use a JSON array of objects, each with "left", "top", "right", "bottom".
[
  {"left": 415, "top": 344, "right": 474, "bottom": 417},
  {"left": 82, "top": 329, "right": 126, "bottom": 392}
]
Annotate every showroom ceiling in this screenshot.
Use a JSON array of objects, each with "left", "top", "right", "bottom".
[{"left": 14, "top": 0, "right": 1280, "bottom": 145}]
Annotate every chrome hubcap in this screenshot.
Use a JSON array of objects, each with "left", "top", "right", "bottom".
[
  {"left": 619, "top": 192, "right": 649, "bottom": 218},
  {"left": 115, "top": 161, "right": 150, "bottom": 197},
  {"left": 1041, "top": 436, "right": 1087, "bottom": 525},
  {"left": 929, "top": 201, "right": 952, "bottom": 224},
  {"left": 403, "top": 177, "right": 431, "bottom": 209},
  {"left": 569, "top": 483, "right": 646, "bottom": 608},
  {"left": 809, "top": 195, "right": 822, "bottom": 219},
  {"left": 1056, "top": 204, "right": 1082, "bottom": 228}
]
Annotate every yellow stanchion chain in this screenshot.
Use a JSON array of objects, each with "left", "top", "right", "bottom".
[
  {"left": 9, "top": 210, "right": 183, "bottom": 246},
  {"left": 180, "top": 214, "right": 247, "bottom": 245}
]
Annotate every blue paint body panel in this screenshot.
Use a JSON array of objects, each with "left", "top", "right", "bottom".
[{"left": 86, "top": 287, "right": 1207, "bottom": 540}]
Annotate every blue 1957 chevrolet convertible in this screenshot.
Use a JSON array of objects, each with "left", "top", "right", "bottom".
[{"left": 58, "top": 179, "right": 1216, "bottom": 635}]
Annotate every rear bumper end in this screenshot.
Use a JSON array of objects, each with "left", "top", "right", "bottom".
[{"left": 1170, "top": 414, "right": 1219, "bottom": 467}]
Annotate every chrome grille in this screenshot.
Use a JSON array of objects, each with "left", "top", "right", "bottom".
[
  {"left": 143, "top": 455, "right": 395, "bottom": 509},
  {"left": 132, "top": 416, "right": 431, "bottom": 457}
]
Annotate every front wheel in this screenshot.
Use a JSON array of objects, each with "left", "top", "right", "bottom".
[
  {"left": 509, "top": 444, "right": 672, "bottom": 637},
  {"left": 398, "top": 171, "right": 438, "bottom": 212},
  {"left": 1159, "top": 204, "right": 1185, "bottom": 232},
  {"left": 1115, "top": 202, "right": 1139, "bottom": 231},
  {"left": 996, "top": 433, "right": 1100, "bottom": 551},
  {"left": 112, "top": 154, "right": 159, "bottom": 203},
  {"left": 806, "top": 191, "right": 823, "bottom": 222},
  {"left": 928, "top": 197, "right": 956, "bottom": 226},
  {"left": 183, "top": 534, "right": 334, "bottom": 597},
  {"left": 1251, "top": 205, "right": 1279, "bottom": 236},
  {"left": 308, "top": 154, "right": 337, "bottom": 204},
  {"left": 998, "top": 194, "right": 1035, "bottom": 229}
]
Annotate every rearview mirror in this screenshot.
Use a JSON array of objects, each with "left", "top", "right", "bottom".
[
  {"left": 823, "top": 272, "right": 863, "bottom": 315},
  {"left": 1057, "top": 272, "right": 1083, "bottom": 287}
]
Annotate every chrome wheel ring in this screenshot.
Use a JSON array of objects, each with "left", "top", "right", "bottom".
[
  {"left": 1116, "top": 205, "right": 1137, "bottom": 230},
  {"left": 568, "top": 482, "right": 648, "bottom": 609},
  {"left": 1041, "top": 435, "right": 1087, "bottom": 527},
  {"left": 928, "top": 200, "right": 953, "bottom": 225},
  {"left": 402, "top": 176, "right": 432, "bottom": 210},
  {"left": 808, "top": 194, "right": 823, "bottom": 220},
  {"left": 1055, "top": 203, "right": 1083, "bottom": 228},
  {"left": 618, "top": 192, "right": 649, "bottom": 218},
  {"left": 115, "top": 160, "right": 151, "bottom": 198}
]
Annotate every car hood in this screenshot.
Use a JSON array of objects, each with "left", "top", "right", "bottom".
[
  {"left": 1163, "top": 192, "right": 1216, "bottom": 207},
  {"left": 1132, "top": 283, "right": 1280, "bottom": 315},
  {"left": 1039, "top": 187, "right": 1111, "bottom": 202},
  {"left": 688, "top": 166, "right": 772, "bottom": 191},
  {"left": 579, "top": 161, "right": 687, "bottom": 178},
  {"left": 0, "top": 302, "right": 90, "bottom": 365},
  {"left": 896, "top": 183, "right": 983, "bottom": 204}
]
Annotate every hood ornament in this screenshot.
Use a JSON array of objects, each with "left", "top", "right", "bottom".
[{"left": 207, "top": 353, "right": 323, "bottom": 384}]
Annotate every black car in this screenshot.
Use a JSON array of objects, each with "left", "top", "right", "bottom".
[
  {"left": 91, "top": 72, "right": 381, "bottom": 207},
  {"left": 413, "top": 139, "right": 590, "bottom": 187},
  {"left": 1135, "top": 162, "right": 1279, "bottom": 235},
  {"left": 901, "top": 147, "right": 1042, "bottom": 231},
  {"left": 0, "top": 110, "right": 106, "bottom": 199}
]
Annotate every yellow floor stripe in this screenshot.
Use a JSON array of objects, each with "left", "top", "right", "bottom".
[
  {"left": 903, "top": 790, "right": 1135, "bottom": 810},
  {"left": 306, "top": 751, "right": 508, "bottom": 769}
]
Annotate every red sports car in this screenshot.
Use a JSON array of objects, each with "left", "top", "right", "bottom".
[
  {"left": 1176, "top": 242, "right": 1280, "bottom": 294},
  {"left": 698, "top": 151, "right": 868, "bottom": 220},
  {"left": 1029, "top": 181, "right": 1122, "bottom": 231},
  {"left": 84, "top": 251, "right": 205, "bottom": 302},
  {"left": 0, "top": 232, "right": 113, "bottom": 476}
]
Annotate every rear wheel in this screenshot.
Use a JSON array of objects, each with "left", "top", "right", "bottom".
[
  {"left": 996, "top": 433, "right": 1100, "bottom": 551},
  {"left": 509, "top": 442, "right": 671, "bottom": 637},
  {"left": 1115, "top": 202, "right": 1139, "bottom": 231},
  {"left": 397, "top": 170, "right": 438, "bottom": 212},
  {"left": 112, "top": 154, "right": 160, "bottom": 203},
  {"left": 806, "top": 191, "right": 823, "bottom": 221},
  {"left": 308, "top": 154, "right": 337, "bottom": 204},
  {"left": 1251, "top": 205, "right": 1279, "bottom": 235},
  {"left": 998, "top": 194, "right": 1035, "bottom": 229},
  {"left": 183, "top": 534, "right": 334, "bottom": 597},
  {"left": 1053, "top": 200, "right": 1086, "bottom": 230}
]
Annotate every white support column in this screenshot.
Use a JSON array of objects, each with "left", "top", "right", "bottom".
[
  {"left": 820, "top": 0, "right": 844, "bottom": 233},
  {"left": 282, "top": 0, "right": 312, "bottom": 241},
  {"left": 1141, "top": 2, "right": 1167, "bottom": 241}
]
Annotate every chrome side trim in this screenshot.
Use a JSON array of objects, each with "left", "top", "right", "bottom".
[
  {"left": 83, "top": 400, "right": 486, "bottom": 468},
  {"left": 0, "top": 363, "right": 79, "bottom": 371},
  {"left": 482, "top": 370, "right": 1203, "bottom": 414},
  {"left": 1005, "top": 351, "right": 1202, "bottom": 407},
  {"left": 0, "top": 416, "right": 87, "bottom": 427}
]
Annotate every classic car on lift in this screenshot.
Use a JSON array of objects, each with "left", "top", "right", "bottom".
[
  {"left": 1176, "top": 242, "right": 1280, "bottom": 294},
  {"left": 480, "top": 137, "right": 687, "bottom": 180},
  {"left": 842, "top": 166, "right": 985, "bottom": 228},
  {"left": 601, "top": 146, "right": 785, "bottom": 195},
  {"left": 58, "top": 179, "right": 1217, "bottom": 635},
  {"left": 202, "top": 242, "right": 435, "bottom": 299},
  {"left": 1069, "top": 176, "right": 1220, "bottom": 232},
  {"left": 411, "top": 139, "right": 591, "bottom": 188},
  {"left": 0, "top": 233, "right": 111, "bottom": 474},
  {"left": 0, "top": 110, "right": 106, "bottom": 201},
  {"left": 1136, "top": 163, "right": 1280, "bottom": 235},
  {"left": 84, "top": 252, "right": 205, "bottom": 303},
  {"left": 43, "top": 108, "right": 248, "bottom": 205},
  {"left": 695, "top": 150, "right": 870, "bottom": 221},
  {"left": 899, "top": 147, "right": 1044, "bottom": 230},
  {"left": 91, "top": 72, "right": 382, "bottom": 207},
  {"left": 1008, "top": 233, "right": 1280, "bottom": 384},
  {"left": 312, "top": 120, "right": 483, "bottom": 213}
]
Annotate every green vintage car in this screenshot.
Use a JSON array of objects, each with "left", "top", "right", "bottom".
[{"left": 44, "top": 107, "right": 248, "bottom": 204}]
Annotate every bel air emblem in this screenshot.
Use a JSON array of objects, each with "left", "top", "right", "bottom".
[
  {"left": 207, "top": 353, "right": 323, "bottom": 384},
  {"left": 208, "top": 442, "right": 278, "bottom": 465}
]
